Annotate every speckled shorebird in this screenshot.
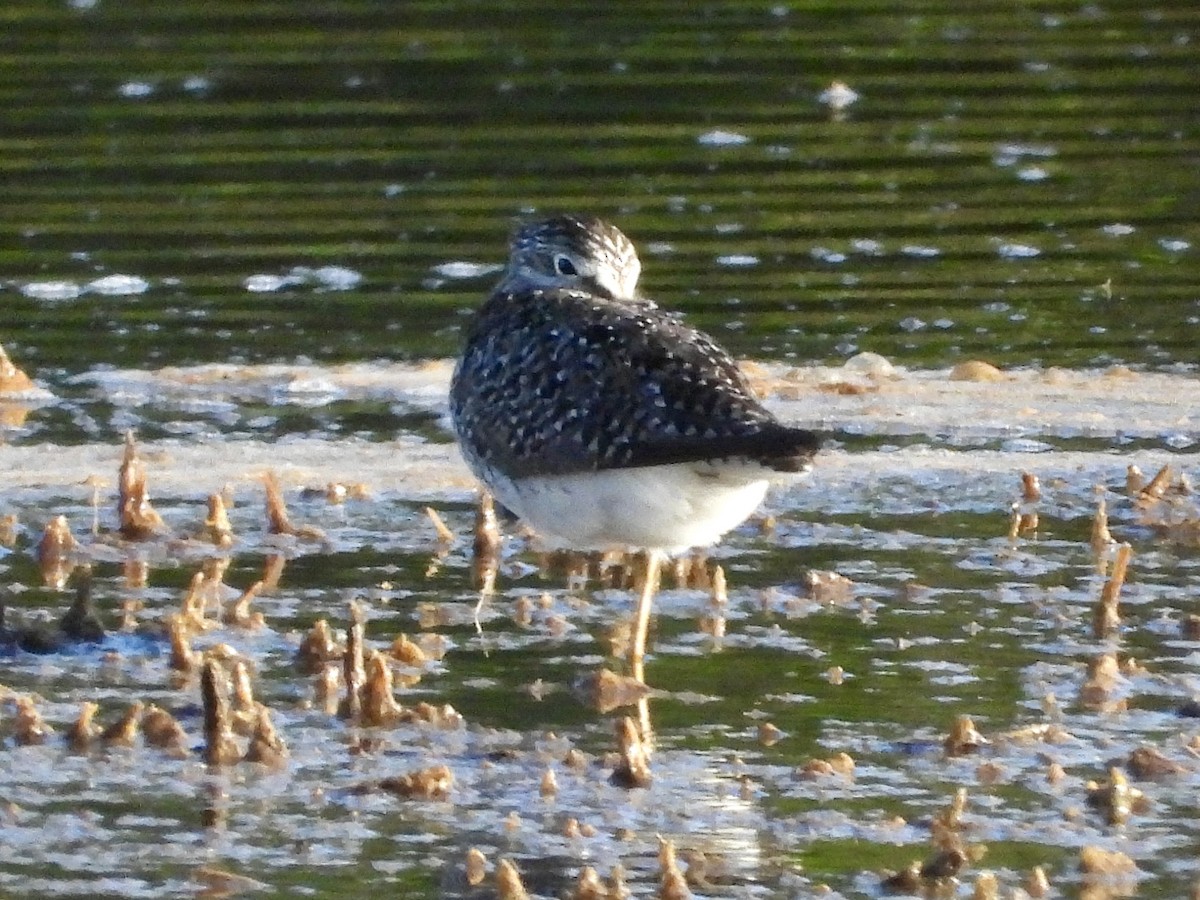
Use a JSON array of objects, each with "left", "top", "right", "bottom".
[{"left": 450, "top": 214, "right": 819, "bottom": 679}]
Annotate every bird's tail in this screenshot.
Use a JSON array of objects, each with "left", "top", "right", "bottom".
[
  {"left": 625, "top": 424, "right": 821, "bottom": 472},
  {"left": 744, "top": 424, "right": 821, "bottom": 473}
]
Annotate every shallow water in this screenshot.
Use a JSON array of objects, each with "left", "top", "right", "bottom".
[
  {"left": 2, "top": 362, "right": 1199, "bottom": 898},
  {"left": 2, "top": 1, "right": 1200, "bottom": 898}
]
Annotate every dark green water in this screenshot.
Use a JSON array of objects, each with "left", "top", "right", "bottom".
[
  {"left": 1, "top": 2, "right": 1199, "bottom": 899},
  {"left": 3, "top": 0, "right": 1198, "bottom": 378}
]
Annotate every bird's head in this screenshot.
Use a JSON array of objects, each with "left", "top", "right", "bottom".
[{"left": 500, "top": 214, "right": 642, "bottom": 301}]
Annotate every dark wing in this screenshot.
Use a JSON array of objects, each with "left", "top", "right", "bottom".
[{"left": 450, "top": 288, "right": 819, "bottom": 478}]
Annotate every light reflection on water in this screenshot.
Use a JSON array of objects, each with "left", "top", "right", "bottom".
[
  {"left": 1, "top": 362, "right": 1198, "bottom": 896},
  {"left": 1, "top": 0, "right": 1200, "bottom": 896}
]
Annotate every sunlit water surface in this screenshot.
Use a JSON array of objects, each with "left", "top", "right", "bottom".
[{"left": 1, "top": 1, "right": 1199, "bottom": 898}]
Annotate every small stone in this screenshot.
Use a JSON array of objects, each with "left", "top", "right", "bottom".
[
  {"left": 944, "top": 715, "right": 988, "bottom": 756},
  {"left": 949, "top": 360, "right": 1004, "bottom": 382},
  {"left": 1127, "top": 745, "right": 1187, "bottom": 779},
  {"left": 465, "top": 848, "right": 487, "bottom": 887}
]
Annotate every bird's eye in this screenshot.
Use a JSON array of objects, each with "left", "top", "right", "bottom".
[{"left": 554, "top": 254, "right": 578, "bottom": 276}]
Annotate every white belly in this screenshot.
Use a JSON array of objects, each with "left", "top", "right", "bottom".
[{"left": 486, "top": 461, "right": 779, "bottom": 552}]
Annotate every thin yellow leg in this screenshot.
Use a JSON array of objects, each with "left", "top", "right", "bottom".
[{"left": 630, "top": 550, "right": 662, "bottom": 684}]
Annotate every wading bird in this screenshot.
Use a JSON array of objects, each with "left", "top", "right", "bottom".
[{"left": 450, "top": 214, "right": 819, "bottom": 681}]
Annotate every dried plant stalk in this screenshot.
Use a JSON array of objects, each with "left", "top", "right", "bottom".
[
  {"left": 117, "top": 432, "right": 165, "bottom": 539},
  {"left": 296, "top": 619, "right": 343, "bottom": 674},
  {"left": 142, "top": 704, "right": 189, "bottom": 754},
  {"left": 339, "top": 601, "right": 366, "bottom": 721},
  {"left": 425, "top": 506, "right": 454, "bottom": 543},
  {"left": 37, "top": 515, "right": 77, "bottom": 589},
  {"left": 263, "top": 470, "right": 296, "bottom": 535},
  {"left": 657, "top": 836, "right": 690, "bottom": 900},
  {"left": 1094, "top": 543, "right": 1132, "bottom": 637},
  {"left": 360, "top": 651, "right": 405, "bottom": 726},
  {"left": 1020, "top": 471, "right": 1042, "bottom": 502},
  {"left": 13, "top": 696, "right": 53, "bottom": 746},
  {"left": 1136, "top": 464, "right": 1172, "bottom": 507},
  {"left": 224, "top": 580, "right": 264, "bottom": 630},
  {"left": 494, "top": 859, "right": 530, "bottom": 900},
  {"left": 67, "top": 701, "right": 101, "bottom": 752},
  {"left": 179, "top": 572, "right": 211, "bottom": 632},
  {"left": 0, "top": 343, "right": 35, "bottom": 393},
  {"left": 465, "top": 848, "right": 487, "bottom": 887},
  {"left": 202, "top": 493, "right": 235, "bottom": 547},
  {"left": 101, "top": 701, "right": 144, "bottom": 747},
  {"left": 166, "top": 614, "right": 200, "bottom": 673},
  {"left": 263, "top": 470, "right": 325, "bottom": 540},
  {"left": 260, "top": 552, "right": 286, "bottom": 589},
  {"left": 202, "top": 659, "right": 242, "bottom": 766},
  {"left": 229, "top": 659, "right": 257, "bottom": 735},
  {"left": 1125, "top": 465, "right": 1144, "bottom": 495},
  {"left": 0, "top": 513, "right": 16, "bottom": 547},
  {"left": 244, "top": 705, "right": 288, "bottom": 766},
  {"left": 610, "top": 716, "right": 652, "bottom": 788},
  {"left": 389, "top": 633, "right": 427, "bottom": 667}
]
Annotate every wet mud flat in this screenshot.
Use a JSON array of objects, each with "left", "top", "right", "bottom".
[{"left": 1, "top": 356, "right": 1198, "bottom": 898}]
